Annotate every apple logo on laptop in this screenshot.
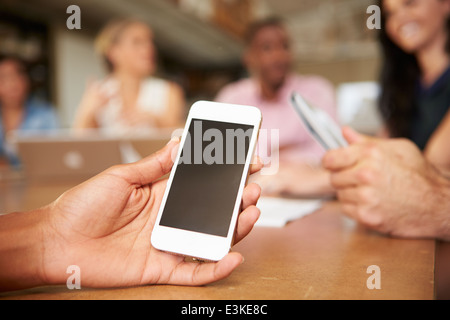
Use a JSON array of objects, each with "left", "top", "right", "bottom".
[{"left": 63, "top": 151, "right": 84, "bottom": 170}]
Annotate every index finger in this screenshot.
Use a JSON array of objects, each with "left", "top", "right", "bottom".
[
  {"left": 322, "top": 145, "right": 360, "bottom": 171},
  {"left": 322, "top": 126, "right": 378, "bottom": 171}
]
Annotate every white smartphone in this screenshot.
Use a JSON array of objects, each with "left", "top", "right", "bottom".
[
  {"left": 290, "top": 92, "right": 347, "bottom": 150},
  {"left": 151, "top": 101, "right": 262, "bottom": 261}
]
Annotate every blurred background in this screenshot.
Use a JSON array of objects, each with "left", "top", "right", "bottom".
[
  {"left": 4, "top": 1, "right": 450, "bottom": 302},
  {"left": 0, "top": 0, "right": 381, "bottom": 131}
]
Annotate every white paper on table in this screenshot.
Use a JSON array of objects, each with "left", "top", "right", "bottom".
[{"left": 255, "top": 197, "right": 323, "bottom": 228}]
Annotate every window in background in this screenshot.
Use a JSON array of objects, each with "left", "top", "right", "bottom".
[{"left": 337, "top": 82, "right": 382, "bottom": 136}]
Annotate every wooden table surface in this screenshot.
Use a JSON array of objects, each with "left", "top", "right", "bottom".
[{"left": 0, "top": 178, "right": 438, "bottom": 300}]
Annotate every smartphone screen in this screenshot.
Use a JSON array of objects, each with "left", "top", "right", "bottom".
[{"left": 159, "top": 118, "right": 254, "bottom": 237}]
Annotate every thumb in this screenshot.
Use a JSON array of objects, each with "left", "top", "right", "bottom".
[
  {"left": 342, "top": 126, "right": 369, "bottom": 145},
  {"left": 113, "top": 137, "right": 180, "bottom": 186}
]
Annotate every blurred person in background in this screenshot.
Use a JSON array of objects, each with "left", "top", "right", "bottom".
[
  {"left": 216, "top": 17, "right": 337, "bottom": 197},
  {"left": 73, "top": 19, "right": 185, "bottom": 134},
  {"left": 379, "top": 0, "right": 450, "bottom": 174},
  {"left": 0, "top": 55, "right": 59, "bottom": 168}
]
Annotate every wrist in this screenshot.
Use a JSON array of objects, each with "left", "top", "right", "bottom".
[
  {"left": 0, "top": 207, "right": 49, "bottom": 291},
  {"left": 428, "top": 168, "right": 450, "bottom": 240}
]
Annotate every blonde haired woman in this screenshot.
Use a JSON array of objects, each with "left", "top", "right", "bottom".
[{"left": 73, "top": 19, "right": 185, "bottom": 133}]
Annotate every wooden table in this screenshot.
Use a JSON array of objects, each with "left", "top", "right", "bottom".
[{"left": 0, "top": 178, "right": 440, "bottom": 300}]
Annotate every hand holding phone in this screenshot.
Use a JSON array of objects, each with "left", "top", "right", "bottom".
[
  {"left": 16, "top": 136, "right": 262, "bottom": 290},
  {"left": 151, "top": 101, "right": 262, "bottom": 261}
]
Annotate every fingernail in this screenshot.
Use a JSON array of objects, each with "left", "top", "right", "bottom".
[{"left": 167, "top": 136, "right": 180, "bottom": 145}]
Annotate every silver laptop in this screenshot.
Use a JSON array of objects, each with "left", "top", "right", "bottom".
[{"left": 8, "top": 129, "right": 171, "bottom": 182}]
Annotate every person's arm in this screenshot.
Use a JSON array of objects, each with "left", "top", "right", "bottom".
[
  {"left": 121, "top": 82, "right": 186, "bottom": 129},
  {"left": 250, "top": 161, "right": 334, "bottom": 198},
  {"left": 73, "top": 80, "right": 111, "bottom": 130},
  {"left": 432, "top": 174, "right": 450, "bottom": 239},
  {"left": 155, "top": 82, "right": 185, "bottom": 128},
  {"left": 424, "top": 108, "right": 450, "bottom": 175},
  {"left": 0, "top": 138, "right": 262, "bottom": 292},
  {"left": 0, "top": 208, "right": 48, "bottom": 291}
]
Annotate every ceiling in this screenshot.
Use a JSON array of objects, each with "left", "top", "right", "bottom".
[
  {"left": 0, "top": 0, "right": 243, "bottom": 68},
  {"left": 0, "top": 0, "right": 379, "bottom": 67}
]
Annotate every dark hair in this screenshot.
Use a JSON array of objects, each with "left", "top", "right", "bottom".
[
  {"left": 244, "top": 16, "right": 285, "bottom": 46},
  {"left": 378, "top": 0, "right": 450, "bottom": 138}
]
